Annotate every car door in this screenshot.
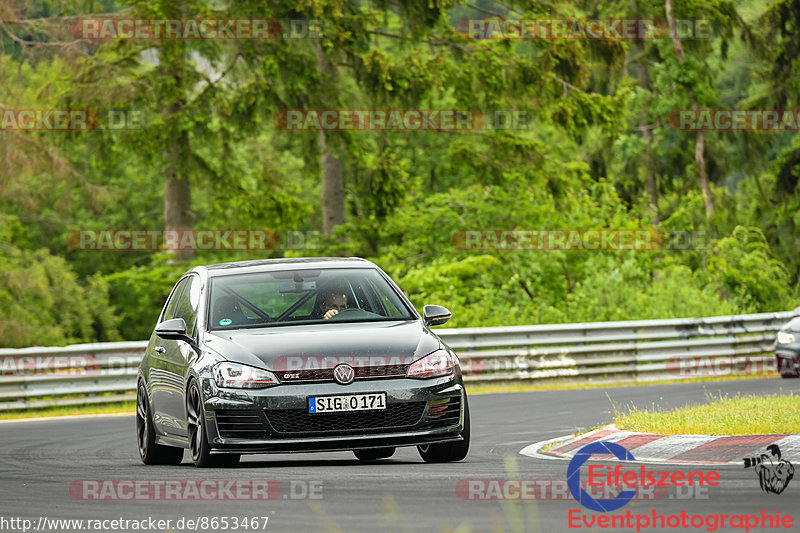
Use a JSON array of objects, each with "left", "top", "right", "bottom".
[
  {"left": 149, "top": 277, "right": 187, "bottom": 435},
  {"left": 152, "top": 274, "right": 200, "bottom": 437}
]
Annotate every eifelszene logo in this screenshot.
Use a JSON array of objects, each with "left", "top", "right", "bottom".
[
  {"left": 744, "top": 444, "right": 795, "bottom": 495},
  {"left": 566, "top": 440, "right": 792, "bottom": 531},
  {"left": 567, "top": 441, "right": 637, "bottom": 512},
  {"left": 567, "top": 441, "right": 720, "bottom": 512}
]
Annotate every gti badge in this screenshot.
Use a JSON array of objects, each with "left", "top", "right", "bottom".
[{"left": 333, "top": 363, "right": 355, "bottom": 385}]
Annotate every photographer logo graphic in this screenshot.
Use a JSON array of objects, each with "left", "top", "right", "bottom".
[
  {"left": 743, "top": 444, "right": 794, "bottom": 495},
  {"left": 567, "top": 441, "right": 637, "bottom": 512}
]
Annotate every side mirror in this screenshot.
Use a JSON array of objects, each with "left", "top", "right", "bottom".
[
  {"left": 423, "top": 305, "right": 452, "bottom": 327},
  {"left": 155, "top": 318, "right": 191, "bottom": 342}
]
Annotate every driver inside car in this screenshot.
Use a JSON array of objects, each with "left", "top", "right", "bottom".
[{"left": 321, "top": 292, "right": 348, "bottom": 319}]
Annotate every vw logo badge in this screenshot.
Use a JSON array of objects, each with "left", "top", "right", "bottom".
[{"left": 333, "top": 363, "right": 355, "bottom": 385}]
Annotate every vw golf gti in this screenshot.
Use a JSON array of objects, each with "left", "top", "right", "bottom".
[{"left": 136, "top": 257, "right": 470, "bottom": 467}]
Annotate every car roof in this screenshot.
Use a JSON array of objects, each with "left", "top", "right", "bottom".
[{"left": 191, "top": 257, "right": 376, "bottom": 278}]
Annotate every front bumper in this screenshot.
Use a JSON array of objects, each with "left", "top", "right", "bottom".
[{"left": 199, "top": 375, "right": 466, "bottom": 454}]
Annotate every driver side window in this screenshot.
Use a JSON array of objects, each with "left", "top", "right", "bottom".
[
  {"left": 173, "top": 276, "right": 201, "bottom": 337},
  {"left": 161, "top": 278, "right": 188, "bottom": 323}
]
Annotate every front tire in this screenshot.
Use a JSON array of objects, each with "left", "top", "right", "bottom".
[
  {"left": 186, "top": 381, "right": 240, "bottom": 468},
  {"left": 418, "top": 395, "right": 470, "bottom": 463},
  {"left": 136, "top": 382, "right": 184, "bottom": 465},
  {"left": 354, "top": 448, "right": 396, "bottom": 461},
  {"left": 778, "top": 356, "right": 799, "bottom": 378}
]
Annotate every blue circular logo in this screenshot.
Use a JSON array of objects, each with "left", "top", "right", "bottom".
[{"left": 567, "top": 441, "right": 637, "bottom": 512}]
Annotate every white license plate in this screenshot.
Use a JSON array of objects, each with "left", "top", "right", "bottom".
[{"left": 308, "top": 393, "right": 387, "bottom": 414}]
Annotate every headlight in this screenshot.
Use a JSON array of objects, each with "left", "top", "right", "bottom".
[
  {"left": 214, "top": 362, "right": 279, "bottom": 389},
  {"left": 407, "top": 350, "right": 456, "bottom": 379},
  {"left": 777, "top": 332, "right": 795, "bottom": 345}
]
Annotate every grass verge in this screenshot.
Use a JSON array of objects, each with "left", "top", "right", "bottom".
[
  {"left": 0, "top": 401, "right": 135, "bottom": 421},
  {"left": 612, "top": 391, "right": 800, "bottom": 435}
]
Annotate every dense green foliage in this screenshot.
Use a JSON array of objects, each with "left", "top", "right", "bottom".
[{"left": 1, "top": 0, "right": 799, "bottom": 347}]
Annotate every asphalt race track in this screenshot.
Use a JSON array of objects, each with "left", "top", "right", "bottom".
[{"left": 1, "top": 377, "right": 799, "bottom": 533}]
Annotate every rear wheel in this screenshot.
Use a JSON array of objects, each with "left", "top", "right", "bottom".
[
  {"left": 354, "top": 448, "right": 395, "bottom": 461},
  {"left": 418, "top": 395, "right": 470, "bottom": 463},
  {"left": 136, "top": 382, "right": 184, "bottom": 465},
  {"left": 187, "top": 381, "right": 241, "bottom": 468}
]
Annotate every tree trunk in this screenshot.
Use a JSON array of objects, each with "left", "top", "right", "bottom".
[
  {"left": 163, "top": 128, "right": 194, "bottom": 261},
  {"left": 629, "top": 1, "right": 659, "bottom": 222},
  {"left": 315, "top": 45, "right": 345, "bottom": 235},
  {"left": 162, "top": 48, "right": 194, "bottom": 261},
  {"left": 665, "top": 0, "right": 714, "bottom": 216},
  {"left": 665, "top": 0, "right": 685, "bottom": 62},
  {"left": 319, "top": 130, "right": 344, "bottom": 234},
  {"left": 693, "top": 123, "right": 715, "bottom": 215},
  {"left": 159, "top": 6, "right": 195, "bottom": 261},
  {"left": 643, "top": 126, "right": 659, "bottom": 223}
]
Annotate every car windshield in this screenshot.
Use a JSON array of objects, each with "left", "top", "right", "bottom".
[{"left": 207, "top": 267, "right": 415, "bottom": 329}]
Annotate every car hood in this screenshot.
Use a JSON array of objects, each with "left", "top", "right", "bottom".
[{"left": 203, "top": 320, "right": 441, "bottom": 370}]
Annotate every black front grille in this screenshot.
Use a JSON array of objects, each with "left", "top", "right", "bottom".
[
  {"left": 215, "top": 409, "right": 267, "bottom": 439},
  {"left": 266, "top": 402, "right": 426, "bottom": 436}
]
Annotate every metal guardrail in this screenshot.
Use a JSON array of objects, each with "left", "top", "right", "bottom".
[
  {"left": 444, "top": 311, "right": 796, "bottom": 385},
  {"left": 0, "top": 341, "right": 145, "bottom": 411},
  {"left": 0, "top": 311, "right": 795, "bottom": 411}
]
